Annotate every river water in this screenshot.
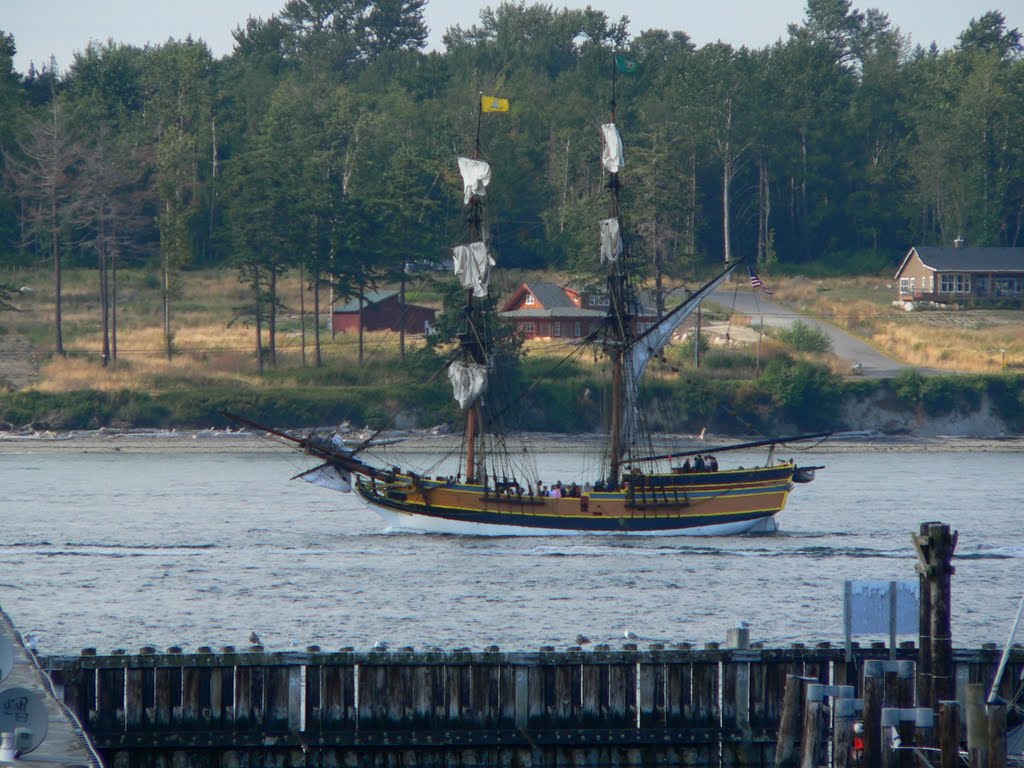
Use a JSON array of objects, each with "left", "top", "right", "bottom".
[{"left": 1, "top": 438, "right": 1020, "bottom": 656}]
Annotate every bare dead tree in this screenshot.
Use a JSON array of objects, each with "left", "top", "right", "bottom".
[{"left": 5, "top": 95, "right": 80, "bottom": 357}]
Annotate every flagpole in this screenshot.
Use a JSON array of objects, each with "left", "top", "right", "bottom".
[
  {"left": 610, "top": 51, "right": 617, "bottom": 121},
  {"left": 475, "top": 92, "right": 483, "bottom": 159}
]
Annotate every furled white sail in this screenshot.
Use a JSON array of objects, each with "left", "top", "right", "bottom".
[
  {"left": 297, "top": 463, "right": 352, "bottom": 492},
  {"left": 458, "top": 157, "right": 491, "bottom": 204},
  {"left": 448, "top": 360, "right": 488, "bottom": 410},
  {"left": 600, "top": 218, "right": 622, "bottom": 263},
  {"left": 453, "top": 242, "right": 496, "bottom": 298},
  {"left": 601, "top": 124, "right": 624, "bottom": 173}
]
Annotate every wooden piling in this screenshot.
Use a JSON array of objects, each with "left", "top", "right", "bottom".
[
  {"left": 833, "top": 697, "right": 856, "bottom": 768},
  {"left": 913, "top": 522, "right": 958, "bottom": 709},
  {"left": 966, "top": 682, "right": 989, "bottom": 768},
  {"left": 938, "top": 701, "right": 961, "bottom": 768},
  {"left": 775, "top": 674, "right": 809, "bottom": 768},
  {"left": 916, "top": 522, "right": 935, "bottom": 708},
  {"left": 799, "top": 699, "right": 826, "bottom": 768},
  {"left": 863, "top": 661, "right": 884, "bottom": 768},
  {"left": 986, "top": 703, "right": 1006, "bottom": 768}
]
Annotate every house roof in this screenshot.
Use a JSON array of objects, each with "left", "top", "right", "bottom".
[
  {"left": 501, "top": 307, "right": 605, "bottom": 319},
  {"left": 499, "top": 282, "right": 580, "bottom": 310},
  {"left": 333, "top": 291, "right": 435, "bottom": 314},
  {"left": 896, "top": 246, "right": 1024, "bottom": 277},
  {"left": 530, "top": 282, "right": 580, "bottom": 309}
]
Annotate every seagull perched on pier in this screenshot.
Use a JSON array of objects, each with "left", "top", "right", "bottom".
[
  {"left": 372, "top": 639, "right": 389, "bottom": 651},
  {"left": 249, "top": 631, "right": 261, "bottom": 645},
  {"left": 575, "top": 634, "right": 591, "bottom": 646},
  {"left": 623, "top": 629, "right": 640, "bottom": 641}
]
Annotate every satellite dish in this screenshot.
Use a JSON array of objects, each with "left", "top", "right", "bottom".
[
  {"left": 0, "top": 637, "right": 12, "bottom": 683},
  {"left": 0, "top": 687, "right": 48, "bottom": 754}
]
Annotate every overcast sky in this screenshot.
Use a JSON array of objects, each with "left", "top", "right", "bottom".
[{"left": 5, "top": 0, "right": 1020, "bottom": 75}]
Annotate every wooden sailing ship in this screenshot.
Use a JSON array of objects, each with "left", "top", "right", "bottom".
[{"left": 231, "top": 64, "right": 825, "bottom": 535}]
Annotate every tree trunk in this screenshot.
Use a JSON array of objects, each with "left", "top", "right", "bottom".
[
  {"left": 299, "top": 262, "right": 307, "bottom": 367},
  {"left": 758, "top": 157, "right": 769, "bottom": 266},
  {"left": 268, "top": 266, "right": 277, "bottom": 369},
  {"left": 400, "top": 265, "right": 407, "bottom": 361},
  {"left": 722, "top": 155, "right": 732, "bottom": 264},
  {"left": 800, "top": 127, "right": 810, "bottom": 261},
  {"left": 111, "top": 251, "right": 119, "bottom": 363},
  {"left": 99, "top": 216, "right": 110, "bottom": 368},
  {"left": 313, "top": 273, "right": 323, "bottom": 368},
  {"left": 51, "top": 186, "right": 63, "bottom": 356},
  {"left": 162, "top": 232, "right": 172, "bottom": 361},
  {"left": 253, "top": 267, "right": 264, "bottom": 375},
  {"left": 358, "top": 282, "right": 365, "bottom": 366}
]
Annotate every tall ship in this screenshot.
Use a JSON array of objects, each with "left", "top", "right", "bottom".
[{"left": 231, "top": 64, "right": 825, "bottom": 535}]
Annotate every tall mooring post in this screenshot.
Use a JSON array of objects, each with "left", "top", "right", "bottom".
[{"left": 913, "top": 522, "right": 957, "bottom": 710}]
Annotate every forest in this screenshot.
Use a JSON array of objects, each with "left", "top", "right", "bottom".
[{"left": 0, "top": 0, "right": 1022, "bottom": 367}]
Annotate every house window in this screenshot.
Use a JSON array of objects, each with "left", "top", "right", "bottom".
[
  {"left": 522, "top": 322, "right": 535, "bottom": 333},
  {"left": 525, "top": 294, "right": 535, "bottom": 306},
  {"left": 553, "top": 321, "right": 561, "bottom": 337},
  {"left": 996, "top": 277, "right": 1022, "bottom": 296},
  {"left": 900, "top": 278, "right": 910, "bottom": 295},
  {"left": 589, "top": 295, "right": 609, "bottom": 307},
  {"left": 574, "top": 322, "right": 582, "bottom": 337},
  {"left": 940, "top": 274, "right": 970, "bottom": 294},
  {"left": 909, "top": 277, "right": 916, "bottom": 294},
  {"left": 977, "top": 277, "right": 989, "bottom": 296}
]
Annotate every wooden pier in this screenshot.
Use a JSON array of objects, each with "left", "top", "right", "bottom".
[
  {"left": 39, "top": 641, "right": 1021, "bottom": 768},
  {"left": 0, "top": 607, "right": 101, "bottom": 768}
]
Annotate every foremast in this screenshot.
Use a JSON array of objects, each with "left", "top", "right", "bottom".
[{"left": 450, "top": 95, "right": 503, "bottom": 485}]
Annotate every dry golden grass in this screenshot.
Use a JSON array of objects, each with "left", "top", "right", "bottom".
[
  {"left": 4, "top": 266, "right": 1022, "bottom": 393},
  {"left": 3, "top": 267, "right": 437, "bottom": 392},
  {"left": 765, "top": 275, "right": 1024, "bottom": 373}
]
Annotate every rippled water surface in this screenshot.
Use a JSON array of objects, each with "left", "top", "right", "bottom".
[{"left": 1, "top": 444, "right": 1020, "bottom": 655}]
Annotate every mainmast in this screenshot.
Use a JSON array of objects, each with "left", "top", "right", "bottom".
[{"left": 602, "top": 53, "right": 632, "bottom": 487}]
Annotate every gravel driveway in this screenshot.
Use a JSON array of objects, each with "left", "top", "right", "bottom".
[{"left": 709, "top": 286, "right": 911, "bottom": 378}]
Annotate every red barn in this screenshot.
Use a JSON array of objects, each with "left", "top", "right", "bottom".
[{"left": 331, "top": 291, "right": 437, "bottom": 335}]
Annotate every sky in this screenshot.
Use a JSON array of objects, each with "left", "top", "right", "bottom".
[{"left": 5, "top": 0, "right": 1021, "bottom": 75}]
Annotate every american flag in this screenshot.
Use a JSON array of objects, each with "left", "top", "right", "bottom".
[{"left": 748, "top": 266, "right": 773, "bottom": 295}]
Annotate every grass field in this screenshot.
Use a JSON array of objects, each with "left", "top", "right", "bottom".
[
  {"left": 1, "top": 266, "right": 1021, "bottom": 394},
  {"left": 767, "top": 275, "right": 1023, "bottom": 373}
]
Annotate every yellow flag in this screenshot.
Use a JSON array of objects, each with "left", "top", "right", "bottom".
[{"left": 481, "top": 95, "right": 510, "bottom": 113}]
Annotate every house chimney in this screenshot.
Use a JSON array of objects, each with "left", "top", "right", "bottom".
[{"left": 953, "top": 236, "right": 964, "bottom": 248}]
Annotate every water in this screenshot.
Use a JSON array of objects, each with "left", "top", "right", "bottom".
[{"left": 1, "top": 441, "right": 1020, "bottom": 656}]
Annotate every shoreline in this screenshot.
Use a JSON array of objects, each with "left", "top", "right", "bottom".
[{"left": 2, "top": 428, "right": 1024, "bottom": 454}]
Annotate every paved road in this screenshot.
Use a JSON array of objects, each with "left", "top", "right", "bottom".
[{"left": 709, "top": 287, "right": 911, "bottom": 378}]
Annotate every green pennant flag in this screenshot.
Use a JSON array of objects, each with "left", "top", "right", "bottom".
[{"left": 614, "top": 53, "right": 638, "bottom": 74}]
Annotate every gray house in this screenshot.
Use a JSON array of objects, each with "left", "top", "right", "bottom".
[{"left": 893, "top": 246, "right": 1024, "bottom": 309}]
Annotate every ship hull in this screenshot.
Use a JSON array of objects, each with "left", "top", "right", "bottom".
[{"left": 353, "top": 464, "right": 795, "bottom": 536}]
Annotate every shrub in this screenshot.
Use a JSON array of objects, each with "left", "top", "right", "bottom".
[
  {"left": 776, "top": 320, "right": 833, "bottom": 354},
  {"left": 758, "top": 359, "right": 844, "bottom": 430}
]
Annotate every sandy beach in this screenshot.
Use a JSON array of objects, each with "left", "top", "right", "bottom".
[{"left": 2, "top": 427, "right": 1023, "bottom": 454}]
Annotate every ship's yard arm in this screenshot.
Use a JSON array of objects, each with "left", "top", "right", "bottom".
[
  {"left": 628, "top": 431, "right": 832, "bottom": 464},
  {"left": 221, "top": 411, "right": 395, "bottom": 483}
]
